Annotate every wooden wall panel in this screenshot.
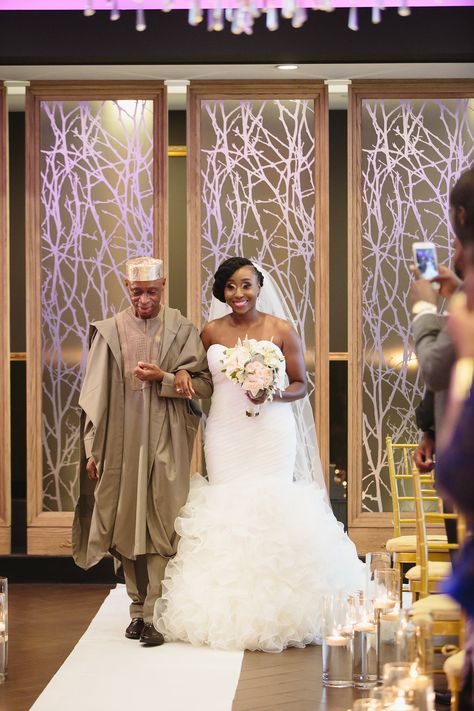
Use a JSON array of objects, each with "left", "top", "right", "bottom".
[
  {"left": 0, "top": 86, "right": 11, "bottom": 553},
  {"left": 187, "top": 81, "right": 330, "bottom": 480},
  {"left": 26, "top": 82, "right": 167, "bottom": 555},
  {"left": 348, "top": 80, "right": 474, "bottom": 551}
]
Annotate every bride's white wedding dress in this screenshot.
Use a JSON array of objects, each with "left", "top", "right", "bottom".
[{"left": 154, "top": 342, "right": 365, "bottom": 652}]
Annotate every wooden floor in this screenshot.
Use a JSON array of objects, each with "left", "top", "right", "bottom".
[{"left": 0, "top": 584, "right": 364, "bottom": 711}]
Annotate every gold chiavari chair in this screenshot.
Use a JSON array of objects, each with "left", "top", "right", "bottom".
[
  {"left": 406, "top": 466, "right": 457, "bottom": 601},
  {"left": 410, "top": 467, "right": 464, "bottom": 687},
  {"left": 385, "top": 436, "right": 449, "bottom": 599}
]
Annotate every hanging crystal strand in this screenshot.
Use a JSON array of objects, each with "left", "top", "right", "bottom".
[
  {"left": 163, "top": 0, "right": 173, "bottom": 12},
  {"left": 266, "top": 6, "right": 279, "bottom": 29},
  {"left": 249, "top": 0, "right": 260, "bottom": 18},
  {"left": 84, "top": 0, "right": 95, "bottom": 17},
  {"left": 320, "top": 0, "right": 334, "bottom": 12},
  {"left": 348, "top": 5, "right": 358, "bottom": 30},
  {"left": 242, "top": 9, "right": 254, "bottom": 34},
  {"left": 225, "top": 7, "right": 233, "bottom": 22},
  {"left": 281, "top": 0, "right": 296, "bottom": 20},
  {"left": 211, "top": 0, "right": 224, "bottom": 29},
  {"left": 371, "top": 4, "right": 381, "bottom": 23},
  {"left": 188, "top": 0, "right": 203, "bottom": 25},
  {"left": 398, "top": 0, "right": 411, "bottom": 16},
  {"left": 110, "top": 0, "right": 120, "bottom": 21},
  {"left": 292, "top": 5, "right": 307, "bottom": 27},
  {"left": 136, "top": 7, "right": 146, "bottom": 30},
  {"left": 231, "top": 7, "right": 245, "bottom": 33}
]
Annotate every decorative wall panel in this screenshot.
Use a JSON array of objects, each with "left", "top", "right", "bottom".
[
  {"left": 349, "top": 81, "right": 474, "bottom": 551},
  {"left": 0, "top": 86, "right": 11, "bottom": 553},
  {"left": 188, "top": 82, "right": 329, "bottom": 473},
  {"left": 26, "top": 83, "right": 166, "bottom": 553}
]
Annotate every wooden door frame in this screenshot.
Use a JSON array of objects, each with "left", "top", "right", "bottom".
[
  {"left": 25, "top": 81, "right": 167, "bottom": 554},
  {"left": 348, "top": 80, "right": 474, "bottom": 553}
]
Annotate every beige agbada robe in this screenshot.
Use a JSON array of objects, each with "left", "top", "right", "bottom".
[{"left": 72, "top": 305, "right": 212, "bottom": 569}]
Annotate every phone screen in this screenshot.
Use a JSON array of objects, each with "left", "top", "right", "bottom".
[{"left": 414, "top": 246, "right": 439, "bottom": 280}]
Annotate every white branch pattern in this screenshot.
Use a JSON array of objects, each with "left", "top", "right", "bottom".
[
  {"left": 361, "top": 98, "right": 474, "bottom": 512},
  {"left": 200, "top": 99, "right": 316, "bottom": 391},
  {"left": 40, "top": 99, "right": 154, "bottom": 511}
]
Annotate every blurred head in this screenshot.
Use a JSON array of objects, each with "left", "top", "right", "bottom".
[
  {"left": 450, "top": 167, "right": 474, "bottom": 277},
  {"left": 464, "top": 243, "right": 474, "bottom": 311},
  {"left": 212, "top": 257, "right": 264, "bottom": 306}
]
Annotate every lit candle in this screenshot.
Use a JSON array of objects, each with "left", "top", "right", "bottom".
[
  {"left": 354, "top": 621, "right": 376, "bottom": 633},
  {"left": 380, "top": 608, "right": 400, "bottom": 621},
  {"left": 374, "top": 598, "right": 397, "bottom": 610},
  {"left": 325, "top": 634, "right": 348, "bottom": 646},
  {"left": 385, "top": 695, "right": 415, "bottom": 711}
]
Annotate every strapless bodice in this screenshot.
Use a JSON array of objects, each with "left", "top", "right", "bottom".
[{"left": 204, "top": 341, "right": 295, "bottom": 486}]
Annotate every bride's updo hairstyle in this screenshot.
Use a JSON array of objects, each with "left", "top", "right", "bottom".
[{"left": 212, "top": 257, "right": 264, "bottom": 303}]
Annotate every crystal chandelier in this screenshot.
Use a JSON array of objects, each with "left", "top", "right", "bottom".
[{"left": 84, "top": 0, "right": 414, "bottom": 35}]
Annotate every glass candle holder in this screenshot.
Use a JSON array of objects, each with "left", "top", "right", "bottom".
[
  {"left": 412, "top": 613, "right": 433, "bottom": 676},
  {"left": 352, "top": 595, "right": 378, "bottom": 689},
  {"left": 321, "top": 592, "right": 353, "bottom": 688},
  {"left": 382, "top": 661, "right": 416, "bottom": 687},
  {"left": 365, "top": 552, "right": 392, "bottom": 597},
  {"left": 374, "top": 569, "right": 400, "bottom": 681},
  {"left": 0, "top": 578, "right": 8, "bottom": 683}
]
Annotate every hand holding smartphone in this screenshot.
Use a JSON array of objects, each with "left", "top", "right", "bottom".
[{"left": 412, "top": 242, "right": 439, "bottom": 282}]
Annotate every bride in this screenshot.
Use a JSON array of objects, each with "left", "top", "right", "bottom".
[{"left": 154, "top": 257, "right": 364, "bottom": 652}]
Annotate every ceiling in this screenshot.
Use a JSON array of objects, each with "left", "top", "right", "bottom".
[{"left": 4, "top": 61, "right": 474, "bottom": 110}]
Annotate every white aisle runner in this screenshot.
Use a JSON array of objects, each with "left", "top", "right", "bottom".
[{"left": 30, "top": 585, "right": 244, "bottom": 711}]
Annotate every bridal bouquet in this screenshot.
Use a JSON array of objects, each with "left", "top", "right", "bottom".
[{"left": 221, "top": 338, "right": 286, "bottom": 417}]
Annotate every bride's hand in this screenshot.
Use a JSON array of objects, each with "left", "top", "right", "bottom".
[{"left": 246, "top": 391, "right": 267, "bottom": 405}]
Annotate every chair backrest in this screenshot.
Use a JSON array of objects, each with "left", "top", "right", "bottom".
[
  {"left": 412, "top": 467, "right": 459, "bottom": 597},
  {"left": 386, "top": 436, "right": 439, "bottom": 538}
]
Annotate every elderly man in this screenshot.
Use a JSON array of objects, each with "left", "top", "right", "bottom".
[{"left": 72, "top": 257, "right": 212, "bottom": 646}]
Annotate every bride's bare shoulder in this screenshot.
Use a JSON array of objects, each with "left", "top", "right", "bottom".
[
  {"left": 201, "top": 316, "right": 229, "bottom": 348},
  {"left": 263, "top": 313, "right": 295, "bottom": 335}
]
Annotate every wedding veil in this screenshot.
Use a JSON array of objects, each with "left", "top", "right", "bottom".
[{"left": 208, "top": 263, "right": 328, "bottom": 500}]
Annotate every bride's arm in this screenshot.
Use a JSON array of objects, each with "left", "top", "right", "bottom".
[{"left": 278, "top": 325, "right": 307, "bottom": 403}]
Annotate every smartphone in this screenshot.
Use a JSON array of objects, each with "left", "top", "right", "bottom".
[{"left": 412, "top": 242, "right": 439, "bottom": 281}]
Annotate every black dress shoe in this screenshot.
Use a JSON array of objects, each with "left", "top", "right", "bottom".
[
  {"left": 125, "top": 617, "right": 145, "bottom": 640},
  {"left": 139, "top": 623, "right": 165, "bottom": 646}
]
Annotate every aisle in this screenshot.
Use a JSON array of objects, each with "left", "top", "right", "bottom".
[{"left": 30, "top": 585, "right": 244, "bottom": 711}]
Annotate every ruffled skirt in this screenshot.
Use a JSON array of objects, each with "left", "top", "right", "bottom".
[{"left": 154, "top": 474, "right": 365, "bottom": 652}]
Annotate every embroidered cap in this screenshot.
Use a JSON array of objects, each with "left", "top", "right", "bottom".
[{"left": 125, "top": 256, "right": 164, "bottom": 282}]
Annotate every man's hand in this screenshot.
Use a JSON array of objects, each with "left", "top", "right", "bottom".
[
  {"left": 86, "top": 456, "right": 100, "bottom": 481},
  {"left": 174, "top": 370, "right": 195, "bottom": 399},
  {"left": 431, "top": 265, "right": 462, "bottom": 299},
  {"left": 409, "top": 266, "right": 438, "bottom": 306},
  {"left": 134, "top": 361, "right": 165, "bottom": 382},
  {"left": 413, "top": 432, "right": 435, "bottom": 473}
]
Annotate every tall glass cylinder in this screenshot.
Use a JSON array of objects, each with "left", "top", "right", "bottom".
[
  {"left": 322, "top": 593, "right": 353, "bottom": 688},
  {"left": 352, "top": 595, "right": 378, "bottom": 689},
  {"left": 374, "top": 569, "right": 400, "bottom": 681},
  {"left": 412, "top": 613, "right": 433, "bottom": 676},
  {"left": 0, "top": 578, "right": 8, "bottom": 683},
  {"left": 365, "top": 552, "right": 392, "bottom": 599}
]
